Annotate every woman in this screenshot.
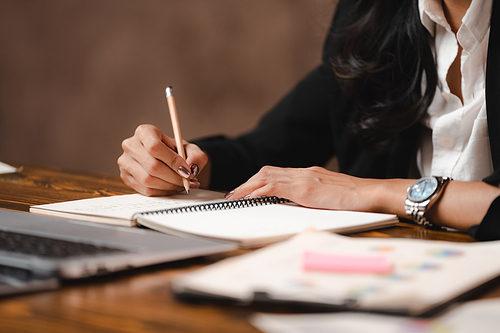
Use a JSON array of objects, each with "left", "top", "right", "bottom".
[{"left": 118, "top": 0, "right": 500, "bottom": 240}]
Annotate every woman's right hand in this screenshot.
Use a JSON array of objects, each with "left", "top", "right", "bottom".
[{"left": 117, "top": 124, "right": 209, "bottom": 196}]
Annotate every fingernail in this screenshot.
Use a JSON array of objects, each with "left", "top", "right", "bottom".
[
  {"left": 178, "top": 166, "right": 190, "bottom": 178},
  {"left": 224, "top": 190, "right": 234, "bottom": 199},
  {"left": 244, "top": 194, "right": 251, "bottom": 199},
  {"left": 190, "top": 163, "right": 200, "bottom": 178},
  {"left": 190, "top": 180, "right": 200, "bottom": 188}
]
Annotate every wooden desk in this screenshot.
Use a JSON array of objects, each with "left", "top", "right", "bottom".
[{"left": 0, "top": 165, "right": 499, "bottom": 332}]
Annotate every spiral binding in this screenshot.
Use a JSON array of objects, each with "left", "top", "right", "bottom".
[{"left": 138, "top": 196, "right": 287, "bottom": 216}]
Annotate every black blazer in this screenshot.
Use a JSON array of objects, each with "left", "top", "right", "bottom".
[
  {"left": 485, "top": 0, "right": 500, "bottom": 182},
  {"left": 196, "top": 0, "right": 500, "bottom": 240}
]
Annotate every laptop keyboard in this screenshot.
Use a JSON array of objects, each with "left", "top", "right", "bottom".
[
  {"left": 0, "top": 263, "right": 33, "bottom": 281},
  {"left": 0, "top": 230, "right": 127, "bottom": 259},
  {"left": 0, "top": 264, "right": 60, "bottom": 297}
]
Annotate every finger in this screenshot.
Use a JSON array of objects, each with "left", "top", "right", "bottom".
[
  {"left": 119, "top": 153, "right": 183, "bottom": 190},
  {"left": 159, "top": 134, "right": 207, "bottom": 180},
  {"left": 142, "top": 134, "right": 193, "bottom": 180},
  {"left": 189, "top": 179, "right": 201, "bottom": 189},
  {"left": 184, "top": 142, "right": 208, "bottom": 178},
  {"left": 134, "top": 125, "right": 191, "bottom": 178},
  {"left": 119, "top": 167, "right": 180, "bottom": 197},
  {"left": 122, "top": 135, "right": 187, "bottom": 187},
  {"left": 135, "top": 125, "right": 207, "bottom": 181},
  {"left": 227, "top": 166, "right": 288, "bottom": 199}
]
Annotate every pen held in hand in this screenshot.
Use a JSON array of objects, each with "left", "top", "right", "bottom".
[{"left": 165, "top": 86, "right": 190, "bottom": 194}]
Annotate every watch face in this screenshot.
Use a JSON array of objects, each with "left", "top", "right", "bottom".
[{"left": 407, "top": 177, "right": 438, "bottom": 203}]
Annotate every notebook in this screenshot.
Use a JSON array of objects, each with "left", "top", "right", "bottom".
[
  {"left": 30, "top": 189, "right": 227, "bottom": 227},
  {"left": 0, "top": 161, "right": 19, "bottom": 175},
  {"left": 171, "top": 230, "right": 500, "bottom": 316},
  {"left": 30, "top": 189, "right": 399, "bottom": 248},
  {"left": 0, "top": 208, "right": 236, "bottom": 296}
]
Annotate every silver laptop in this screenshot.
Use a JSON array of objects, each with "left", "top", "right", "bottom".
[{"left": 0, "top": 209, "right": 236, "bottom": 295}]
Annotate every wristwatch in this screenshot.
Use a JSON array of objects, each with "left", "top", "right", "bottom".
[{"left": 405, "top": 176, "right": 451, "bottom": 227}]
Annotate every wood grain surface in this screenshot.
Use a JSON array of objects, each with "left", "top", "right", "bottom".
[{"left": 0, "top": 164, "right": 499, "bottom": 332}]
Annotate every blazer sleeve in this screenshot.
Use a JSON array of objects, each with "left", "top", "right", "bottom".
[
  {"left": 468, "top": 195, "right": 500, "bottom": 241},
  {"left": 194, "top": 2, "right": 356, "bottom": 191},
  {"left": 195, "top": 64, "right": 337, "bottom": 192},
  {"left": 466, "top": 165, "right": 500, "bottom": 240}
]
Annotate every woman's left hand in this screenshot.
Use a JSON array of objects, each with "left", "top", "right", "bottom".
[
  {"left": 225, "top": 165, "right": 500, "bottom": 232},
  {"left": 224, "top": 166, "right": 391, "bottom": 213}
]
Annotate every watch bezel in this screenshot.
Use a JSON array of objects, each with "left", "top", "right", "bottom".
[{"left": 407, "top": 176, "right": 439, "bottom": 203}]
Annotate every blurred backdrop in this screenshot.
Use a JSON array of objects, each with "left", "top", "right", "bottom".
[{"left": 0, "top": 0, "right": 336, "bottom": 175}]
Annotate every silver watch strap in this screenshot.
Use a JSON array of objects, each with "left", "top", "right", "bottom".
[
  {"left": 405, "top": 176, "right": 451, "bottom": 227},
  {"left": 405, "top": 200, "right": 433, "bottom": 226}
]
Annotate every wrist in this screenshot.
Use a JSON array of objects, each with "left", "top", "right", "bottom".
[{"left": 364, "top": 178, "right": 415, "bottom": 217}]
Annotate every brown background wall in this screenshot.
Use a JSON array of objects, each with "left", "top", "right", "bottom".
[{"left": 0, "top": 0, "right": 336, "bottom": 175}]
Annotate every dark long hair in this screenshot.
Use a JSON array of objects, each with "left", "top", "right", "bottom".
[{"left": 331, "top": 0, "right": 437, "bottom": 150}]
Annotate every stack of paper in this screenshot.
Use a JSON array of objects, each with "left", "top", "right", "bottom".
[
  {"left": 250, "top": 298, "right": 500, "bottom": 333},
  {"left": 172, "top": 230, "right": 500, "bottom": 315}
]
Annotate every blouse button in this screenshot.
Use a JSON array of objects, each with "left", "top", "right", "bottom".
[
  {"left": 440, "top": 137, "right": 454, "bottom": 149},
  {"left": 441, "top": 92, "right": 450, "bottom": 101}
]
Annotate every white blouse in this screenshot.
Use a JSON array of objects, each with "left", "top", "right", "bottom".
[{"left": 417, "top": 0, "right": 493, "bottom": 181}]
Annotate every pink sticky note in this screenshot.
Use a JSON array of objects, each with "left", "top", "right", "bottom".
[{"left": 303, "top": 251, "right": 391, "bottom": 274}]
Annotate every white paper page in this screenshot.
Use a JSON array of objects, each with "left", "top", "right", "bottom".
[
  {"left": 0, "top": 161, "right": 17, "bottom": 175},
  {"left": 250, "top": 298, "right": 500, "bottom": 333},
  {"left": 31, "top": 189, "right": 225, "bottom": 220},
  {"left": 173, "top": 231, "right": 500, "bottom": 314},
  {"left": 140, "top": 204, "right": 397, "bottom": 242}
]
